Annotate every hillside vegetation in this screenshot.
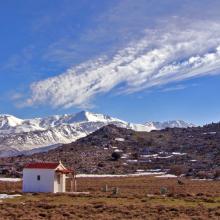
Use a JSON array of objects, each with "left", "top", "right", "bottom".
[{"left": 0, "top": 122, "right": 219, "bottom": 179}]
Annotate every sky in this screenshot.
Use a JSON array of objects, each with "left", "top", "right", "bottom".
[{"left": 0, "top": 0, "right": 220, "bottom": 125}]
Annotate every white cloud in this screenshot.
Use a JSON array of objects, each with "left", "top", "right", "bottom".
[
  {"left": 24, "top": 21, "right": 220, "bottom": 108},
  {"left": 161, "top": 85, "right": 187, "bottom": 92}
]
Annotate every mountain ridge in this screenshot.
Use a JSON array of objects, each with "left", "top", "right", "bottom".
[{"left": 0, "top": 111, "right": 194, "bottom": 157}]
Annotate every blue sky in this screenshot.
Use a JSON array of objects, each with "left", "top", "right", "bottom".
[{"left": 1, "top": 0, "right": 220, "bottom": 125}]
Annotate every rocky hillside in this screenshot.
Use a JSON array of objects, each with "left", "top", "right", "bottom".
[
  {"left": 1, "top": 122, "right": 219, "bottom": 179},
  {"left": 0, "top": 111, "right": 194, "bottom": 156}
]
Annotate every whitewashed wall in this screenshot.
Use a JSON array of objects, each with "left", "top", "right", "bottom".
[
  {"left": 61, "top": 174, "right": 66, "bottom": 192},
  {"left": 23, "top": 168, "right": 55, "bottom": 193},
  {"left": 54, "top": 173, "right": 66, "bottom": 193}
]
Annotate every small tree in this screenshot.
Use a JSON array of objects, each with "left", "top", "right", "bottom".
[
  {"left": 111, "top": 152, "right": 121, "bottom": 161},
  {"left": 160, "top": 187, "right": 168, "bottom": 195},
  {"left": 169, "top": 165, "right": 188, "bottom": 176},
  {"left": 132, "top": 152, "right": 139, "bottom": 160}
]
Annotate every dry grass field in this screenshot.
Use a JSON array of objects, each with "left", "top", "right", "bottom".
[{"left": 0, "top": 176, "right": 220, "bottom": 220}]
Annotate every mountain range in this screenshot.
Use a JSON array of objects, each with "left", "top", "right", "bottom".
[{"left": 0, "top": 111, "right": 194, "bottom": 157}]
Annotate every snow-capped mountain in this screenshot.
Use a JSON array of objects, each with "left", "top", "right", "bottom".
[
  {"left": 0, "top": 111, "right": 194, "bottom": 157},
  {"left": 144, "top": 120, "right": 195, "bottom": 130}
]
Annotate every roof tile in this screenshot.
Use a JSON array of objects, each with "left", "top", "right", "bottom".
[{"left": 24, "top": 162, "right": 60, "bottom": 169}]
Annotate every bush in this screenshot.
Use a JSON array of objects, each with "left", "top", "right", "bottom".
[
  {"left": 169, "top": 165, "right": 188, "bottom": 176},
  {"left": 160, "top": 187, "right": 168, "bottom": 195},
  {"left": 214, "top": 169, "right": 220, "bottom": 179},
  {"left": 196, "top": 171, "right": 209, "bottom": 179},
  {"left": 111, "top": 152, "right": 121, "bottom": 161},
  {"left": 132, "top": 152, "right": 139, "bottom": 159}
]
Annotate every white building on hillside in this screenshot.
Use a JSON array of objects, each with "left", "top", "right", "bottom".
[{"left": 22, "top": 161, "right": 75, "bottom": 193}]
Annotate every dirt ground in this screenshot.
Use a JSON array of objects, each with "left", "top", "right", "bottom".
[{"left": 0, "top": 176, "right": 220, "bottom": 220}]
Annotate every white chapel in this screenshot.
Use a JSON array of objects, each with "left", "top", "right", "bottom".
[{"left": 22, "top": 161, "right": 75, "bottom": 193}]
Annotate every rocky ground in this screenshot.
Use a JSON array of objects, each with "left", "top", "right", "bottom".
[{"left": 0, "top": 122, "right": 220, "bottom": 178}]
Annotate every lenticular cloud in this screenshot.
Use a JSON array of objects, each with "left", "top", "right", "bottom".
[{"left": 25, "top": 22, "right": 220, "bottom": 108}]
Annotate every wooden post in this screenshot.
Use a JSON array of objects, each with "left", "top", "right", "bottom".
[
  {"left": 104, "top": 184, "right": 108, "bottom": 192},
  {"left": 74, "top": 176, "right": 77, "bottom": 192},
  {"left": 70, "top": 177, "right": 73, "bottom": 192}
]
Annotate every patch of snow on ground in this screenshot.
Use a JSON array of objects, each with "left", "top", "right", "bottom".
[
  {"left": 136, "top": 169, "right": 145, "bottom": 172},
  {"left": 140, "top": 154, "right": 158, "bottom": 158},
  {"left": 155, "top": 174, "right": 177, "bottom": 178},
  {"left": 155, "top": 155, "right": 173, "bottom": 159},
  {"left": 76, "top": 172, "right": 166, "bottom": 178},
  {"left": 0, "top": 178, "right": 21, "bottom": 182},
  {"left": 115, "top": 138, "right": 125, "bottom": 142},
  {"left": 146, "top": 169, "right": 161, "bottom": 172},
  {"left": 127, "top": 159, "right": 138, "bottom": 163},
  {"left": 114, "top": 149, "right": 123, "bottom": 152},
  {"left": 191, "top": 179, "right": 213, "bottom": 181},
  {"left": 121, "top": 154, "right": 129, "bottom": 159},
  {"left": 203, "top": 132, "right": 217, "bottom": 135},
  {"left": 0, "top": 194, "right": 21, "bottom": 199},
  {"left": 172, "top": 152, "right": 187, "bottom": 156}
]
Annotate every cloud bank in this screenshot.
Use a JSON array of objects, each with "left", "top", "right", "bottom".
[{"left": 24, "top": 21, "right": 220, "bottom": 108}]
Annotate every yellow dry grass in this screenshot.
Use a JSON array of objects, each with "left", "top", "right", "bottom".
[{"left": 0, "top": 176, "right": 219, "bottom": 220}]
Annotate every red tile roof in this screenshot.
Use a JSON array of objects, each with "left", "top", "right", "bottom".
[{"left": 24, "top": 162, "right": 60, "bottom": 169}]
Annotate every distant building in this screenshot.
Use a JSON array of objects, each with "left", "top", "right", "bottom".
[{"left": 22, "top": 161, "right": 75, "bottom": 193}]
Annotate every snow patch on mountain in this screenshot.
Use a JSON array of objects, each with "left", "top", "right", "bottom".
[
  {"left": 0, "top": 115, "right": 24, "bottom": 129},
  {"left": 144, "top": 120, "right": 194, "bottom": 130}
]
